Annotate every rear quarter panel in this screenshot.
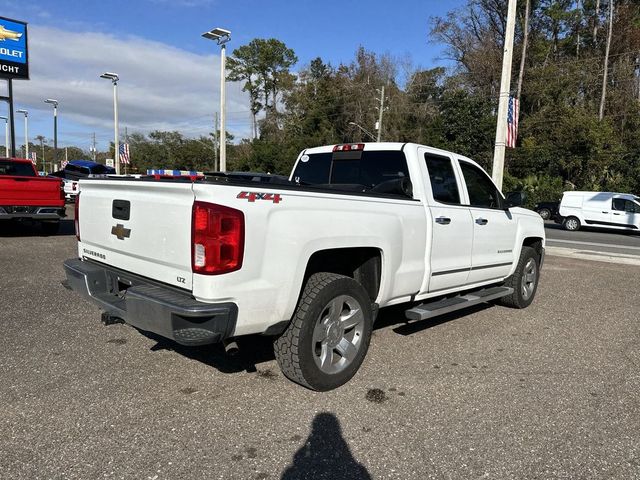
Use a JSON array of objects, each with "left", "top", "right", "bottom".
[{"left": 192, "top": 183, "right": 427, "bottom": 336}]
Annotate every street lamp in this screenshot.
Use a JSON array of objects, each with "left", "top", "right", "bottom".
[
  {"left": 44, "top": 99, "right": 58, "bottom": 172},
  {"left": 349, "top": 122, "right": 377, "bottom": 142},
  {"left": 16, "top": 109, "right": 28, "bottom": 160},
  {"left": 100, "top": 72, "right": 120, "bottom": 175},
  {"left": 202, "top": 27, "right": 231, "bottom": 172},
  {"left": 0, "top": 116, "right": 8, "bottom": 157}
]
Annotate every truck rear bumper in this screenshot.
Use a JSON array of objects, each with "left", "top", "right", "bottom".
[
  {"left": 0, "top": 206, "right": 66, "bottom": 221},
  {"left": 63, "top": 258, "right": 237, "bottom": 346}
]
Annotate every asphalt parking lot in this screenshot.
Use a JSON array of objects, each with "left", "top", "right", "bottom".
[{"left": 1, "top": 211, "right": 639, "bottom": 479}]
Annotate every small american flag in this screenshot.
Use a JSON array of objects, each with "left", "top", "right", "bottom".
[
  {"left": 506, "top": 96, "right": 519, "bottom": 148},
  {"left": 119, "top": 143, "right": 131, "bottom": 164},
  {"left": 29, "top": 151, "right": 37, "bottom": 164}
]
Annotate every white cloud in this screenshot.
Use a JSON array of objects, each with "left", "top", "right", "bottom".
[{"left": 13, "top": 25, "right": 252, "bottom": 142}]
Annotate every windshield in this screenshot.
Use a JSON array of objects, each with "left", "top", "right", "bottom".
[
  {"left": 0, "top": 160, "right": 36, "bottom": 177},
  {"left": 292, "top": 150, "right": 410, "bottom": 190}
]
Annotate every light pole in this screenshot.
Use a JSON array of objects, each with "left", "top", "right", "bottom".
[
  {"left": 16, "top": 109, "right": 28, "bottom": 159},
  {"left": 0, "top": 116, "right": 8, "bottom": 157},
  {"left": 100, "top": 72, "right": 120, "bottom": 174},
  {"left": 202, "top": 27, "right": 231, "bottom": 172},
  {"left": 349, "top": 122, "right": 377, "bottom": 142},
  {"left": 44, "top": 99, "right": 58, "bottom": 172}
]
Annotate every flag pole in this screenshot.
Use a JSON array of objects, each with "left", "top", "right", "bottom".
[{"left": 491, "top": 0, "right": 518, "bottom": 190}]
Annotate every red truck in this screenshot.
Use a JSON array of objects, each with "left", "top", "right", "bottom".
[{"left": 0, "top": 158, "right": 66, "bottom": 234}]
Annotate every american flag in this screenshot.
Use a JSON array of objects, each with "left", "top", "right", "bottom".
[
  {"left": 29, "top": 151, "right": 37, "bottom": 164},
  {"left": 506, "top": 95, "right": 519, "bottom": 148},
  {"left": 119, "top": 143, "right": 131, "bottom": 164}
]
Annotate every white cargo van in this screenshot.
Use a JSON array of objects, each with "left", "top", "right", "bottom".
[{"left": 558, "top": 191, "right": 640, "bottom": 231}]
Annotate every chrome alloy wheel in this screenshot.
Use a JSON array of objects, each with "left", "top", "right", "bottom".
[
  {"left": 521, "top": 258, "right": 538, "bottom": 301},
  {"left": 312, "top": 295, "right": 365, "bottom": 375}
]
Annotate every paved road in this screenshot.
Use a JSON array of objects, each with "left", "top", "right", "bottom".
[
  {"left": 545, "top": 221, "right": 640, "bottom": 256},
  {"left": 1, "top": 214, "right": 640, "bottom": 479}
]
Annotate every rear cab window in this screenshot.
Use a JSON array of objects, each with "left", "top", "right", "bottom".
[
  {"left": 0, "top": 160, "right": 36, "bottom": 177},
  {"left": 424, "top": 153, "right": 461, "bottom": 205},
  {"left": 292, "top": 149, "right": 411, "bottom": 197}
]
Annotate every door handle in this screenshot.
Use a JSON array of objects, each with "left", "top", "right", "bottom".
[
  {"left": 613, "top": 212, "right": 621, "bottom": 215},
  {"left": 13, "top": 178, "right": 29, "bottom": 182},
  {"left": 475, "top": 218, "right": 489, "bottom": 225},
  {"left": 435, "top": 216, "right": 451, "bottom": 225},
  {"left": 602, "top": 211, "right": 609, "bottom": 214}
]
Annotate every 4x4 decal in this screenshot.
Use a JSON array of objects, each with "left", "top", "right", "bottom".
[{"left": 237, "top": 191, "right": 282, "bottom": 203}]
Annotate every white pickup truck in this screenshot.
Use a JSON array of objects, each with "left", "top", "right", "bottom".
[{"left": 64, "top": 143, "right": 545, "bottom": 391}]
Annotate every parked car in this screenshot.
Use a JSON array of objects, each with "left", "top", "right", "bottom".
[
  {"left": 64, "top": 160, "right": 115, "bottom": 179},
  {"left": 0, "top": 157, "right": 66, "bottom": 233},
  {"left": 558, "top": 191, "right": 640, "bottom": 231},
  {"left": 49, "top": 170, "right": 79, "bottom": 202},
  {"left": 534, "top": 201, "right": 560, "bottom": 221},
  {"left": 63, "top": 142, "right": 545, "bottom": 391}
]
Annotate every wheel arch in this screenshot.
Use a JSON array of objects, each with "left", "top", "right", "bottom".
[{"left": 302, "top": 247, "right": 383, "bottom": 304}]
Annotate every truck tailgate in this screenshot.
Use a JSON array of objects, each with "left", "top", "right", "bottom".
[
  {"left": 78, "top": 180, "right": 195, "bottom": 290},
  {"left": 0, "top": 177, "right": 64, "bottom": 206}
]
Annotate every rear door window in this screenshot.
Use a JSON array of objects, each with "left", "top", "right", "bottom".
[
  {"left": 424, "top": 154, "right": 460, "bottom": 204},
  {"left": 612, "top": 198, "right": 626, "bottom": 211}
]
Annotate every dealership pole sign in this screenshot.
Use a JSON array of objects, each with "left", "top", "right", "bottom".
[{"left": 0, "top": 16, "right": 28, "bottom": 79}]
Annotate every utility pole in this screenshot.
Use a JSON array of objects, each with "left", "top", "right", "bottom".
[
  {"left": 599, "top": 0, "right": 614, "bottom": 121},
  {"left": 39, "top": 136, "right": 44, "bottom": 172},
  {"left": 594, "top": 0, "right": 601, "bottom": 42},
  {"left": 124, "top": 126, "right": 128, "bottom": 175},
  {"left": 376, "top": 85, "right": 385, "bottom": 142},
  {"left": 491, "top": 0, "right": 518, "bottom": 190},
  {"left": 91, "top": 132, "right": 96, "bottom": 161}
]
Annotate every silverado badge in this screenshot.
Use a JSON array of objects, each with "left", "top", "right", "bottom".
[{"left": 111, "top": 223, "right": 131, "bottom": 240}]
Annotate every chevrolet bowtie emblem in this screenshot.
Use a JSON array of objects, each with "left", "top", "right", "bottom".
[{"left": 111, "top": 223, "right": 131, "bottom": 240}]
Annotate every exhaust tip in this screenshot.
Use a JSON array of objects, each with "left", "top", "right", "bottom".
[{"left": 223, "top": 338, "right": 239, "bottom": 356}]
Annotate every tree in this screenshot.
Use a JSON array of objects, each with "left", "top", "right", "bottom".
[{"left": 227, "top": 38, "right": 298, "bottom": 138}]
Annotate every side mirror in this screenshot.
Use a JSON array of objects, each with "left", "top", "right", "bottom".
[{"left": 505, "top": 191, "right": 527, "bottom": 208}]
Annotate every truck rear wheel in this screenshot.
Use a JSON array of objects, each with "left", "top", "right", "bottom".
[
  {"left": 274, "top": 272, "right": 373, "bottom": 391},
  {"left": 498, "top": 246, "right": 540, "bottom": 309}
]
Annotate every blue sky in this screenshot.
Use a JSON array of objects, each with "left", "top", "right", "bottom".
[{"left": 1, "top": 0, "right": 465, "bottom": 154}]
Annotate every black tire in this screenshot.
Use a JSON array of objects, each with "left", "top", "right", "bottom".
[
  {"left": 274, "top": 272, "right": 373, "bottom": 391},
  {"left": 563, "top": 216, "right": 580, "bottom": 231},
  {"left": 40, "top": 221, "right": 60, "bottom": 235},
  {"left": 499, "top": 246, "right": 540, "bottom": 309},
  {"left": 538, "top": 208, "right": 551, "bottom": 220}
]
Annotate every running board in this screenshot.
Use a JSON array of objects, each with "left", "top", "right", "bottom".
[{"left": 405, "top": 286, "right": 513, "bottom": 321}]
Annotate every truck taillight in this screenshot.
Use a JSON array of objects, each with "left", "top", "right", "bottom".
[
  {"left": 333, "top": 143, "right": 365, "bottom": 152},
  {"left": 192, "top": 201, "right": 244, "bottom": 275},
  {"left": 74, "top": 194, "right": 80, "bottom": 241}
]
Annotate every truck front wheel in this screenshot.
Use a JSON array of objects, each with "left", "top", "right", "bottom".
[
  {"left": 498, "top": 246, "right": 540, "bottom": 309},
  {"left": 274, "top": 272, "right": 373, "bottom": 391}
]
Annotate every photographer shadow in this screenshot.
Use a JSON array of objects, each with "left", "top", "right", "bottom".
[{"left": 281, "top": 412, "right": 371, "bottom": 480}]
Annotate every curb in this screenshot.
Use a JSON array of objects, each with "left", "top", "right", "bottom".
[{"left": 546, "top": 246, "right": 640, "bottom": 266}]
